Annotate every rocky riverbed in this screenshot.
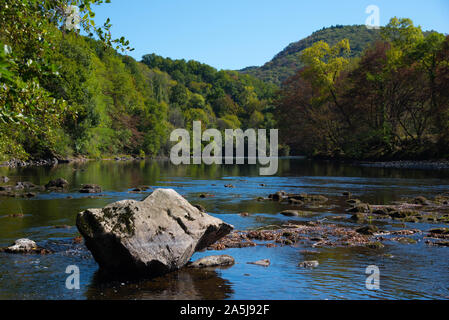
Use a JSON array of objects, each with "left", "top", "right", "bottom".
[{"left": 1, "top": 158, "right": 449, "bottom": 299}]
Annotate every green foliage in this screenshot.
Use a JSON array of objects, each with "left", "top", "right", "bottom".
[
  {"left": 278, "top": 18, "right": 449, "bottom": 160},
  {"left": 141, "top": 53, "right": 279, "bottom": 132},
  {"left": 241, "top": 25, "right": 381, "bottom": 85}
]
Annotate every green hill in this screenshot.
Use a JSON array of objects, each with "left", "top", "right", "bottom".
[{"left": 240, "top": 25, "right": 381, "bottom": 85}]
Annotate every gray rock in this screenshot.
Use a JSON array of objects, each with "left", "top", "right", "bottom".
[
  {"left": 76, "top": 188, "right": 233, "bottom": 276},
  {"left": 7, "top": 239, "right": 37, "bottom": 252},
  {"left": 0, "top": 238, "right": 51, "bottom": 254},
  {"left": 247, "top": 259, "right": 270, "bottom": 267},
  {"left": 189, "top": 255, "right": 235, "bottom": 268},
  {"left": 298, "top": 260, "right": 319, "bottom": 268},
  {"left": 0, "top": 176, "right": 9, "bottom": 183}
]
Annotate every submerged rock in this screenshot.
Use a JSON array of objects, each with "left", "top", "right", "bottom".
[
  {"left": 289, "top": 198, "right": 304, "bottom": 206},
  {"left": 413, "top": 196, "right": 430, "bottom": 205},
  {"left": 79, "top": 184, "right": 102, "bottom": 193},
  {"left": 76, "top": 188, "right": 233, "bottom": 277},
  {"left": 356, "top": 225, "right": 379, "bottom": 235},
  {"left": 428, "top": 228, "right": 449, "bottom": 235},
  {"left": 268, "top": 191, "right": 287, "bottom": 201},
  {"left": 290, "top": 193, "right": 328, "bottom": 203},
  {"left": 298, "top": 260, "right": 319, "bottom": 268},
  {"left": 347, "top": 203, "right": 371, "bottom": 214},
  {"left": 280, "top": 210, "right": 313, "bottom": 217},
  {"left": 0, "top": 239, "right": 52, "bottom": 254},
  {"left": 247, "top": 259, "right": 270, "bottom": 267},
  {"left": 189, "top": 255, "right": 235, "bottom": 268},
  {"left": 365, "top": 241, "right": 385, "bottom": 249}
]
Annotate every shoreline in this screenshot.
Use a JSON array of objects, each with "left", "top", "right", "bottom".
[
  {"left": 0, "top": 155, "right": 171, "bottom": 169},
  {"left": 2, "top": 155, "right": 449, "bottom": 171},
  {"left": 356, "top": 160, "right": 449, "bottom": 170}
]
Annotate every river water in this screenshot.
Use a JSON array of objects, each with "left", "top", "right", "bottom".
[{"left": 1, "top": 158, "right": 449, "bottom": 300}]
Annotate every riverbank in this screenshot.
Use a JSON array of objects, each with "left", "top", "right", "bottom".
[
  {"left": 357, "top": 160, "right": 449, "bottom": 170},
  {"left": 0, "top": 155, "right": 157, "bottom": 168}
]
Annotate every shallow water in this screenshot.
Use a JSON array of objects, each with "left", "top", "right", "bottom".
[{"left": 1, "top": 158, "right": 449, "bottom": 300}]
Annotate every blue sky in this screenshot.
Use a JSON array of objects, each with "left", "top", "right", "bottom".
[{"left": 92, "top": 0, "right": 449, "bottom": 70}]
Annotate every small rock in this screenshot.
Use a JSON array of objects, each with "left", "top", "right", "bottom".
[
  {"left": 0, "top": 239, "right": 51, "bottom": 254},
  {"left": 189, "top": 255, "right": 235, "bottom": 268},
  {"left": 0, "top": 176, "right": 9, "bottom": 183},
  {"left": 79, "top": 184, "right": 102, "bottom": 193},
  {"left": 413, "top": 196, "right": 430, "bottom": 205},
  {"left": 268, "top": 191, "right": 287, "bottom": 201},
  {"left": 247, "top": 259, "right": 270, "bottom": 267},
  {"left": 288, "top": 199, "right": 304, "bottom": 206},
  {"left": 298, "top": 260, "right": 319, "bottom": 268},
  {"left": 280, "top": 210, "right": 300, "bottom": 217},
  {"left": 428, "top": 228, "right": 449, "bottom": 235},
  {"left": 356, "top": 225, "right": 379, "bottom": 235},
  {"left": 45, "top": 178, "right": 69, "bottom": 190},
  {"left": 366, "top": 241, "right": 385, "bottom": 249},
  {"left": 73, "top": 236, "right": 83, "bottom": 244},
  {"left": 53, "top": 225, "right": 71, "bottom": 229},
  {"left": 240, "top": 212, "right": 250, "bottom": 217},
  {"left": 23, "top": 192, "right": 36, "bottom": 198},
  {"left": 224, "top": 184, "right": 235, "bottom": 188},
  {"left": 347, "top": 203, "right": 371, "bottom": 214},
  {"left": 396, "top": 237, "right": 417, "bottom": 244},
  {"left": 280, "top": 210, "right": 313, "bottom": 217},
  {"left": 7, "top": 213, "right": 24, "bottom": 218}
]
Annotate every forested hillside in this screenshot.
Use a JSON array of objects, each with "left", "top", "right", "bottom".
[
  {"left": 0, "top": 0, "right": 277, "bottom": 161},
  {"left": 2, "top": 1, "right": 448, "bottom": 162},
  {"left": 240, "top": 25, "right": 381, "bottom": 84},
  {"left": 277, "top": 18, "right": 449, "bottom": 160}
]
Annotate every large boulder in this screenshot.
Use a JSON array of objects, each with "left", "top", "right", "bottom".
[{"left": 76, "top": 188, "right": 233, "bottom": 277}]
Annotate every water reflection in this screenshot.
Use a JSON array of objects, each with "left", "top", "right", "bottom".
[
  {"left": 1, "top": 158, "right": 449, "bottom": 299},
  {"left": 86, "top": 268, "right": 234, "bottom": 300}
]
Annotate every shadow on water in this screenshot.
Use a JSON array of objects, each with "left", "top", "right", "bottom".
[{"left": 86, "top": 267, "right": 234, "bottom": 300}]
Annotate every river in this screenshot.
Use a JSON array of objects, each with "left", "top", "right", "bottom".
[{"left": 1, "top": 157, "right": 449, "bottom": 300}]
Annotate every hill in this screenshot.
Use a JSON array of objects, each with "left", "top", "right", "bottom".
[{"left": 239, "top": 25, "right": 381, "bottom": 84}]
